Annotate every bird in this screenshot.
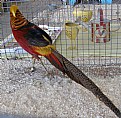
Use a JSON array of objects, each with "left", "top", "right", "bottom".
[{"left": 10, "top": 5, "right": 121, "bottom": 118}]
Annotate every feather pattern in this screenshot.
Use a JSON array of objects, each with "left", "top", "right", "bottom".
[{"left": 10, "top": 5, "right": 121, "bottom": 118}]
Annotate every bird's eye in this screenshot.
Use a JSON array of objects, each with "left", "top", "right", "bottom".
[{"left": 14, "top": 17, "right": 18, "bottom": 20}]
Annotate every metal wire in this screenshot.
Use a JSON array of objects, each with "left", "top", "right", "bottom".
[{"left": 0, "top": 0, "right": 121, "bottom": 67}]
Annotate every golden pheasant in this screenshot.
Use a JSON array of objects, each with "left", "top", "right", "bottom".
[{"left": 10, "top": 5, "right": 121, "bottom": 118}]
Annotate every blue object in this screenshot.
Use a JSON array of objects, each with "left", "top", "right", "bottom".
[
  {"left": 69, "top": 0, "right": 76, "bottom": 6},
  {"left": 101, "top": 0, "right": 112, "bottom": 4}
]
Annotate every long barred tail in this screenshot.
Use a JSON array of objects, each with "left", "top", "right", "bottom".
[{"left": 45, "top": 49, "right": 121, "bottom": 118}]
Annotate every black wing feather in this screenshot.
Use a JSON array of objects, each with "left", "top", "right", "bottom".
[{"left": 23, "top": 22, "right": 52, "bottom": 47}]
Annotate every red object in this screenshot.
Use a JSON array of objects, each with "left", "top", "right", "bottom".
[
  {"left": 9, "top": 6, "right": 121, "bottom": 117},
  {"left": 10, "top": 7, "right": 65, "bottom": 73},
  {"left": 91, "top": 8, "right": 110, "bottom": 43}
]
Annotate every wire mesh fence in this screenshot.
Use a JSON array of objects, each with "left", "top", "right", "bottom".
[
  {"left": 0, "top": 0, "right": 121, "bottom": 68},
  {"left": 0, "top": 2, "right": 121, "bottom": 118}
]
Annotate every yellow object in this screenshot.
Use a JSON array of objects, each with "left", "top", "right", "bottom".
[
  {"left": 32, "top": 45, "right": 56, "bottom": 56},
  {"left": 73, "top": 8, "right": 92, "bottom": 22},
  {"left": 10, "top": 5, "right": 18, "bottom": 17},
  {"left": 65, "top": 22, "right": 79, "bottom": 50}
]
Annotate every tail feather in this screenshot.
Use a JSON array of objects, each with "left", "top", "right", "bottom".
[
  {"left": 45, "top": 49, "right": 121, "bottom": 118},
  {"left": 45, "top": 53, "right": 66, "bottom": 74}
]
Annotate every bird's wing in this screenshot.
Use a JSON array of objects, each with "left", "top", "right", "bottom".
[{"left": 23, "top": 22, "right": 52, "bottom": 47}]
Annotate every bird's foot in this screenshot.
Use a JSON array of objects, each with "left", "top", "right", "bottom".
[
  {"left": 30, "top": 67, "right": 36, "bottom": 72},
  {"left": 24, "top": 66, "right": 36, "bottom": 73},
  {"left": 31, "top": 55, "right": 40, "bottom": 72},
  {"left": 42, "top": 69, "right": 56, "bottom": 79},
  {"left": 46, "top": 71, "right": 55, "bottom": 78}
]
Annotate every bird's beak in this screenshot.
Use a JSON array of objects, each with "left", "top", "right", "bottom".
[
  {"left": 10, "top": 5, "right": 18, "bottom": 17},
  {"left": 12, "top": 11, "right": 16, "bottom": 17}
]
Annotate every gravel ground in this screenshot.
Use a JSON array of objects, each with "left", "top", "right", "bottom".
[
  {"left": 0, "top": 59, "right": 121, "bottom": 118},
  {"left": 0, "top": 1, "right": 121, "bottom": 118}
]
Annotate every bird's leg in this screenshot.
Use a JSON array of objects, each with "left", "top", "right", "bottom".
[
  {"left": 31, "top": 55, "right": 48, "bottom": 73},
  {"left": 32, "top": 55, "right": 55, "bottom": 78},
  {"left": 31, "top": 55, "right": 41, "bottom": 72},
  {"left": 30, "top": 56, "right": 36, "bottom": 72},
  {"left": 39, "top": 57, "right": 56, "bottom": 78},
  {"left": 39, "top": 57, "right": 49, "bottom": 74}
]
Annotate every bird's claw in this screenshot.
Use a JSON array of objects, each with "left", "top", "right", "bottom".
[
  {"left": 43, "top": 70, "right": 55, "bottom": 79},
  {"left": 46, "top": 72, "right": 54, "bottom": 78},
  {"left": 30, "top": 67, "right": 36, "bottom": 72}
]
